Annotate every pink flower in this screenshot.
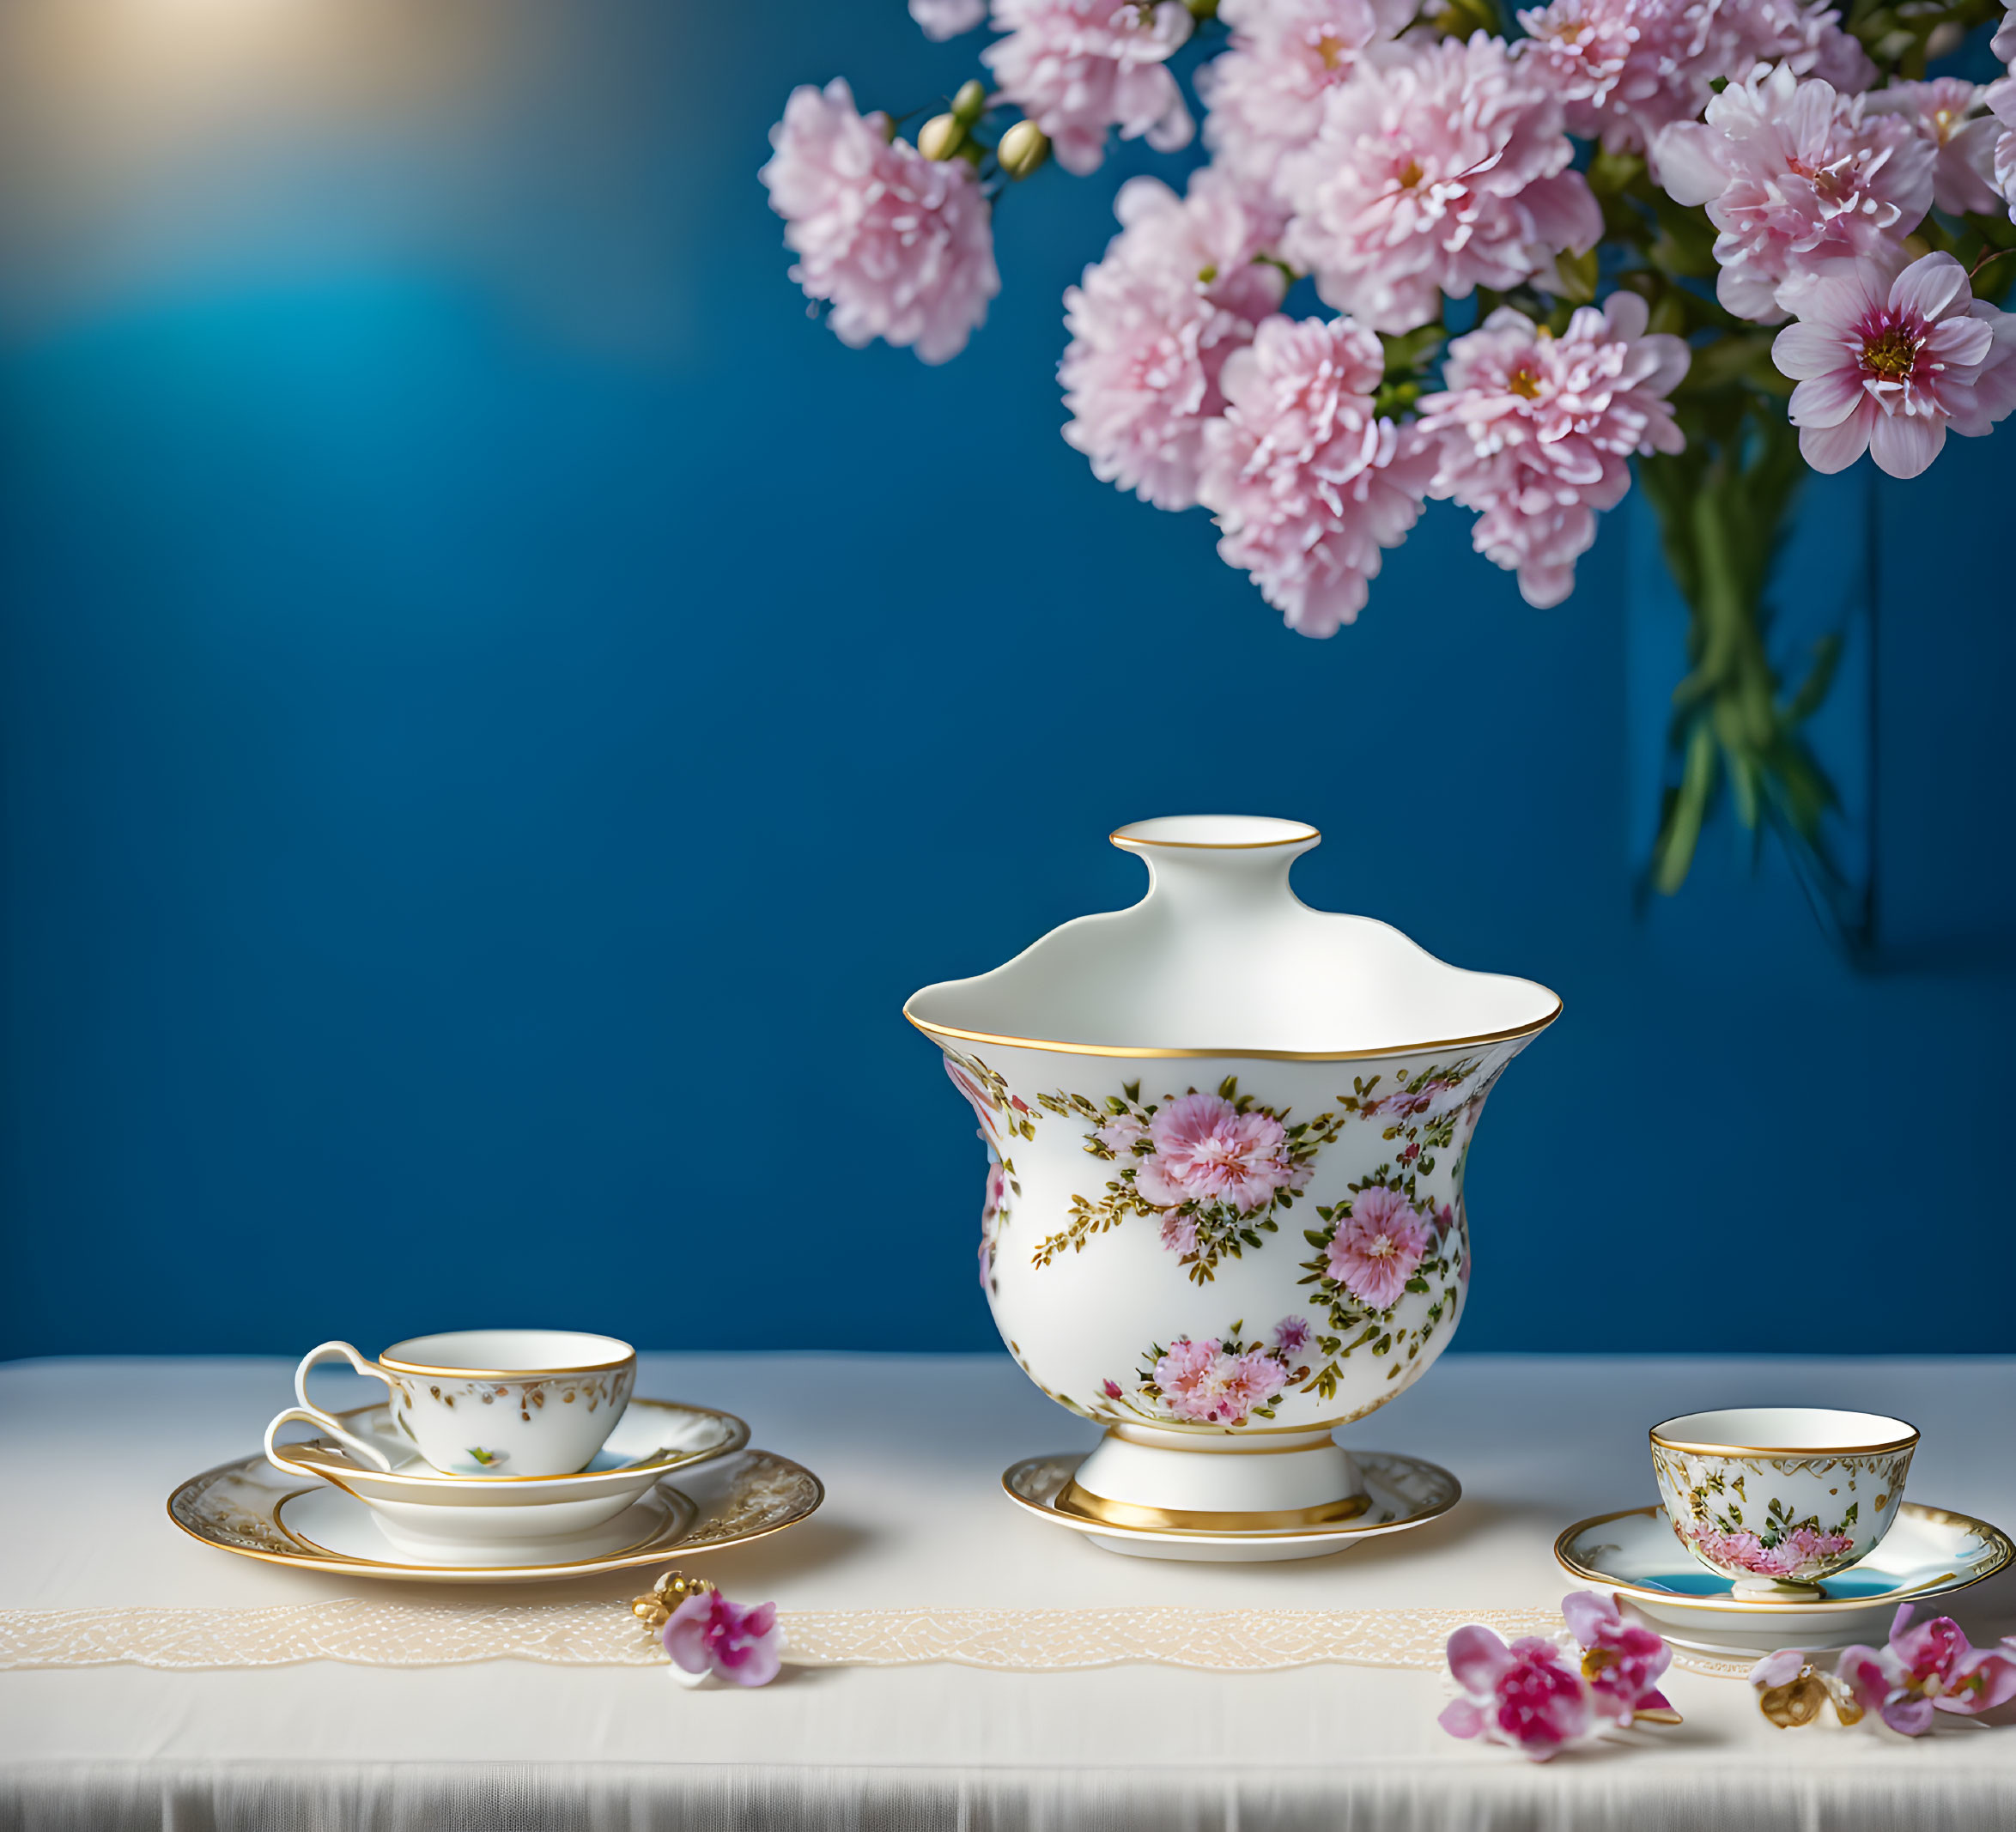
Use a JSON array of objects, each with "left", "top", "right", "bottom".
[
  {"left": 1688, "top": 1523, "right": 1853, "bottom": 1577},
  {"left": 1278, "top": 33, "right": 1601, "bottom": 335},
  {"left": 1439, "top": 1627, "right": 1596, "bottom": 1761},
  {"left": 1772, "top": 251, "right": 2016, "bottom": 479},
  {"left": 1196, "top": 314, "right": 1436, "bottom": 634},
  {"left": 760, "top": 80, "right": 1000, "bottom": 365},
  {"left": 981, "top": 0, "right": 1194, "bottom": 177},
  {"left": 1865, "top": 79, "right": 2004, "bottom": 215},
  {"left": 1272, "top": 1314, "right": 1311, "bottom": 1355},
  {"left": 663, "top": 1591, "right": 783, "bottom": 1687},
  {"left": 1515, "top": 0, "right": 1868, "bottom": 151},
  {"left": 1995, "top": 3, "right": 2015, "bottom": 63},
  {"left": 910, "top": 0, "right": 988, "bottom": 36},
  {"left": 1102, "top": 1377, "right": 1125, "bottom": 1398},
  {"left": 1096, "top": 1112, "right": 1151, "bottom": 1156},
  {"left": 945, "top": 1058, "right": 998, "bottom": 1137},
  {"left": 1990, "top": 76, "right": 2016, "bottom": 222},
  {"left": 1135, "top": 1091, "right": 1308, "bottom": 1212},
  {"left": 1417, "top": 291, "right": 1689, "bottom": 607},
  {"left": 1159, "top": 1211, "right": 1200, "bottom": 1257},
  {"left": 1060, "top": 169, "right": 1288, "bottom": 511},
  {"left": 1562, "top": 1591, "right": 1677, "bottom": 1725},
  {"left": 1837, "top": 1605, "right": 2016, "bottom": 1735},
  {"left": 1325, "top": 1185, "right": 1430, "bottom": 1310},
  {"left": 1196, "top": 0, "right": 1413, "bottom": 200},
  {"left": 1152, "top": 1337, "right": 1285, "bottom": 1424},
  {"left": 1651, "top": 66, "right": 1934, "bottom": 322}
]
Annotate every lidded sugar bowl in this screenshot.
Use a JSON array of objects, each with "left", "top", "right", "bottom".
[{"left": 905, "top": 816, "right": 1559, "bottom": 1556}]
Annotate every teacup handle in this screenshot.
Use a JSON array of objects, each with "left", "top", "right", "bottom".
[{"left": 263, "top": 1341, "right": 398, "bottom": 1477}]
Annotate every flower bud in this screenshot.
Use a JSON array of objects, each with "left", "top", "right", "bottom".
[
  {"left": 998, "top": 118, "right": 1050, "bottom": 179},
  {"left": 918, "top": 113, "right": 966, "bottom": 161},
  {"left": 951, "top": 80, "right": 988, "bottom": 127}
]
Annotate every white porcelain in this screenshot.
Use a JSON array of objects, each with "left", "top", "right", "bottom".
[
  {"left": 1556, "top": 1501, "right": 2011, "bottom": 1656},
  {"left": 1649, "top": 1407, "right": 1918, "bottom": 1599},
  {"left": 1004, "top": 1448, "right": 1460, "bottom": 1562},
  {"left": 170, "top": 1445, "right": 826, "bottom": 1582},
  {"left": 264, "top": 1398, "right": 750, "bottom": 1544},
  {"left": 263, "top": 1330, "right": 635, "bottom": 1479},
  {"left": 907, "top": 816, "right": 1558, "bottom": 1532}
]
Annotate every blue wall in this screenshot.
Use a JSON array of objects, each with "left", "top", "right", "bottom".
[{"left": 3, "top": 0, "right": 2013, "bottom": 1362}]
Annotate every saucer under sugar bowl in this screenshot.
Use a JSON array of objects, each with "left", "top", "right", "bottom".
[
  {"left": 906, "top": 815, "right": 1559, "bottom": 1556},
  {"left": 1650, "top": 1407, "right": 1918, "bottom": 1599}
]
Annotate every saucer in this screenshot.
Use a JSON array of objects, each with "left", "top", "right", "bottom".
[
  {"left": 1556, "top": 1503, "right": 2014, "bottom": 1656},
  {"left": 268, "top": 1397, "right": 749, "bottom": 1501},
  {"left": 169, "top": 1446, "right": 823, "bottom": 1581},
  {"left": 1004, "top": 1449, "right": 1460, "bottom": 1562}
]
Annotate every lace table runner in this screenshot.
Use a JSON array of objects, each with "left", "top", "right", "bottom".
[{"left": 0, "top": 1602, "right": 1753, "bottom": 1679}]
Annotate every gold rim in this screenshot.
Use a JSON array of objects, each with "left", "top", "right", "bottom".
[
  {"left": 903, "top": 998, "right": 1562, "bottom": 1063},
  {"left": 1004, "top": 1451, "right": 1460, "bottom": 1543},
  {"left": 165, "top": 1452, "right": 823, "bottom": 1580},
  {"left": 379, "top": 1343, "right": 635, "bottom": 1379},
  {"left": 275, "top": 1398, "right": 750, "bottom": 1490},
  {"left": 1056, "top": 1480, "right": 1370, "bottom": 1532},
  {"left": 1108, "top": 822, "right": 1320, "bottom": 851},
  {"left": 1552, "top": 1502, "right": 2012, "bottom": 1613},
  {"left": 1649, "top": 1416, "right": 1919, "bottom": 1458}
]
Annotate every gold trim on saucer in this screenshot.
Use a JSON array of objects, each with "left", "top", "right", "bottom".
[
  {"left": 901, "top": 999, "right": 1563, "bottom": 1064},
  {"left": 1055, "top": 1480, "right": 1371, "bottom": 1533},
  {"left": 1649, "top": 1415, "right": 1920, "bottom": 1458},
  {"left": 1108, "top": 821, "right": 1321, "bottom": 852},
  {"left": 1552, "top": 1502, "right": 2013, "bottom": 1613},
  {"left": 273, "top": 1486, "right": 696, "bottom": 1573}
]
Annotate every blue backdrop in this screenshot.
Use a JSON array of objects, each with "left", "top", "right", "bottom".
[{"left": 3, "top": 0, "right": 2012, "bottom": 1362}]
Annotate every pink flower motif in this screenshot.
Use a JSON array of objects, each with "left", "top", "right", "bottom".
[
  {"left": 663, "top": 1591, "right": 782, "bottom": 1688},
  {"left": 910, "top": 0, "right": 989, "bottom": 36},
  {"left": 1196, "top": 0, "right": 1414, "bottom": 201},
  {"left": 1417, "top": 291, "right": 1689, "bottom": 608},
  {"left": 981, "top": 0, "right": 1195, "bottom": 177},
  {"left": 1159, "top": 1211, "right": 1200, "bottom": 1257},
  {"left": 1562, "top": 1590, "right": 1677, "bottom": 1725},
  {"left": 1278, "top": 33, "right": 1601, "bottom": 335},
  {"left": 1837, "top": 1605, "right": 2016, "bottom": 1735},
  {"left": 1688, "top": 1523, "right": 1854, "bottom": 1577},
  {"left": 1325, "top": 1185, "right": 1430, "bottom": 1310},
  {"left": 1772, "top": 251, "right": 2016, "bottom": 479},
  {"left": 1272, "top": 1314, "right": 1311, "bottom": 1355},
  {"left": 1060, "top": 168, "right": 1288, "bottom": 511},
  {"left": 1439, "top": 1626, "right": 1597, "bottom": 1761},
  {"left": 1196, "top": 314, "right": 1436, "bottom": 635},
  {"left": 760, "top": 80, "right": 1000, "bottom": 366},
  {"left": 1096, "top": 1112, "right": 1151, "bottom": 1156},
  {"left": 1134, "top": 1091, "right": 1308, "bottom": 1213},
  {"left": 1651, "top": 65, "right": 1934, "bottom": 322},
  {"left": 1151, "top": 1337, "right": 1285, "bottom": 1424},
  {"left": 1865, "top": 79, "right": 2004, "bottom": 215},
  {"left": 1102, "top": 1377, "right": 1125, "bottom": 1399},
  {"left": 979, "top": 1160, "right": 1007, "bottom": 1284}
]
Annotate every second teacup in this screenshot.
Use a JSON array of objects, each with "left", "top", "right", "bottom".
[
  {"left": 264, "top": 1330, "right": 635, "bottom": 1479},
  {"left": 1650, "top": 1406, "right": 1917, "bottom": 1598}
]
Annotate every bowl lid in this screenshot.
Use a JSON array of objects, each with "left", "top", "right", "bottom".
[{"left": 904, "top": 815, "right": 1559, "bottom": 1060}]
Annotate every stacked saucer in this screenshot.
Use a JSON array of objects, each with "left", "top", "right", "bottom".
[{"left": 172, "top": 1329, "right": 823, "bottom": 1581}]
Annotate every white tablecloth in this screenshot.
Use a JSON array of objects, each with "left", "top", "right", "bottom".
[{"left": 3, "top": 1352, "right": 2013, "bottom": 1829}]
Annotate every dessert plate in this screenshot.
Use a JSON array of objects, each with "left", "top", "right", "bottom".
[
  {"left": 169, "top": 1447, "right": 823, "bottom": 1582},
  {"left": 1556, "top": 1502, "right": 2013, "bottom": 1656},
  {"left": 1004, "top": 1449, "right": 1460, "bottom": 1563}
]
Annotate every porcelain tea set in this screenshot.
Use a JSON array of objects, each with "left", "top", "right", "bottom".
[
  {"left": 167, "top": 813, "right": 2009, "bottom": 1647},
  {"left": 906, "top": 815, "right": 2012, "bottom": 1644},
  {"left": 170, "top": 1328, "right": 823, "bottom": 1580}
]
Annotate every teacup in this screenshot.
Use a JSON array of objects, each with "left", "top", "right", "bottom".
[
  {"left": 1650, "top": 1407, "right": 1917, "bottom": 1598},
  {"left": 264, "top": 1331, "right": 635, "bottom": 1479}
]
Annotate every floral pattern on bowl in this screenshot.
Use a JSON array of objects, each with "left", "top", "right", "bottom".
[
  {"left": 1100, "top": 1316, "right": 1317, "bottom": 1427},
  {"left": 1650, "top": 1415, "right": 1917, "bottom": 1588}
]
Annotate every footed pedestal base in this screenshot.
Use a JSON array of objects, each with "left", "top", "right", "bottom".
[{"left": 1063, "top": 1424, "right": 1365, "bottom": 1532}]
